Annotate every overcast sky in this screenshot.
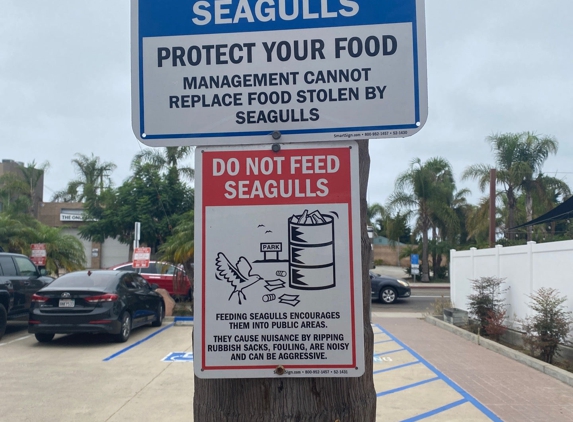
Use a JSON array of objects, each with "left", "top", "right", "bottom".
[{"left": 1, "top": 1, "right": 572, "bottom": 208}]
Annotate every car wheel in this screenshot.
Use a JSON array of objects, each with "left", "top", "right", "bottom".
[
  {"left": 35, "top": 333, "right": 55, "bottom": 343},
  {"left": 0, "top": 304, "right": 7, "bottom": 340},
  {"left": 379, "top": 287, "right": 398, "bottom": 304},
  {"left": 114, "top": 312, "right": 131, "bottom": 343},
  {"left": 151, "top": 302, "right": 164, "bottom": 327}
]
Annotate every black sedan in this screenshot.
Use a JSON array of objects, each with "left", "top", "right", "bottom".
[
  {"left": 370, "top": 271, "right": 411, "bottom": 304},
  {"left": 28, "top": 270, "right": 165, "bottom": 343}
]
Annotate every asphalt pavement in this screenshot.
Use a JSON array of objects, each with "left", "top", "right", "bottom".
[
  {"left": 4, "top": 266, "right": 571, "bottom": 421},
  {"left": 3, "top": 313, "right": 573, "bottom": 421}
]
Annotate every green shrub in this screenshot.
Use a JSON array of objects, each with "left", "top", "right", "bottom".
[
  {"left": 522, "top": 288, "right": 572, "bottom": 364},
  {"left": 467, "top": 276, "right": 508, "bottom": 332}
]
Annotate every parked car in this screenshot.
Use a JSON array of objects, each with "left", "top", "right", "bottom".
[
  {"left": 109, "top": 261, "right": 192, "bottom": 300},
  {"left": 370, "top": 271, "right": 411, "bottom": 304},
  {"left": 0, "top": 252, "right": 54, "bottom": 339},
  {"left": 28, "top": 270, "right": 164, "bottom": 343}
]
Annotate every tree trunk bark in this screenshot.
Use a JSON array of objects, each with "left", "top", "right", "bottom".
[
  {"left": 421, "top": 226, "right": 430, "bottom": 282},
  {"left": 193, "top": 140, "right": 376, "bottom": 421},
  {"left": 431, "top": 226, "right": 438, "bottom": 279},
  {"left": 526, "top": 192, "right": 533, "bottom": 242},
  {"left": 506, "top": 187, "right": 516, "bottom": 240}
]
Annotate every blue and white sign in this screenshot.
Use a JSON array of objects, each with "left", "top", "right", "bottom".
[
  {"left": 162, "top": 352, "right": 194, "bottom": 362},
  {"left": 131, "top": 0, "right": 427, "bottom": 146},
  {"left": 411, "top": 254, "right": 419, "bottom": 266}
]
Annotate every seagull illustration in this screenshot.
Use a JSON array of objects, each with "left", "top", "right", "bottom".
[{"left": 215, "top": 252, "right": 264, "bottom": 305}]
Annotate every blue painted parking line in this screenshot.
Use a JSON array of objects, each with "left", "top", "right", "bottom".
[
  {"left": 374, "top": 339, "right": 394, "bottom": 344},
  {"left": 401, "top": 399, "right": 468, "bottom": 422},
  {"left": 377, "top": 377, "right": 440, "bottom": 398},
  {"left": 374, "top": 324, "right": 502, "bottom": 422},
  {"left": 103, "top": 323, "right": 174, "bottom": 361},
  {"left": 374, "top": 348, "right": 404, "bottom": 356},
  {"left": 373, "top": 361, "right": 420, "bottom": 375}
]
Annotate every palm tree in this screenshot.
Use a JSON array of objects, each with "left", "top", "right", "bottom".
[
  {"left": 0, "top": 159, "right": 47, "bottom": 216},
  {"left": 132, "top": 146, "right": 194, "bottom": 181},
  {"left": 158, "top": 210, "right": 194, "bottom": 291},
  {"left": 516, "top": 133, "right": 559, "bottom": 240},
  {"left": 0, "top": 173, "right": 27, "bottom": 211},
  {"left": 387, "top": 157, "right": 459, "bottom": 282},
  {"left": 18, "top": 161, "right": 49, "bottom": 216},
  {"left": 367, "top": 203, "right": 388, "bottom": 235},
  {"left": 463, "top": 132, "right": 561, "bottom": 241},
  {"left": 533, "top": 174, "right": 571, "bottom": 212},
  {"left": 429, "top": 188, "right": 471, "bottom": 274},
  {"left": 52, "top": 153, "right": 116, "bottom": 204},
  {"left": 463, "top": 133, "right": 521, "bottom": 238},
  {"left": 0, "top": 217, "right": 85, "bottom": 274},
  {"left": 0, "top": 214, "right": 32, "bottom": 252},
  {"left": 466, "top": 198, "right": 498, "bottom": 246},
  {"left": 30, "top": 225, "right": 86, "bottom": 276}
]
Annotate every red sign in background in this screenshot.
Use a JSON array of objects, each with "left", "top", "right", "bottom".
[
  {"left": 133, "top": 247, "right": 151, "bottom": 268},
  {"left": 30, "top": 243, "right": 47, "bottom": 266}
]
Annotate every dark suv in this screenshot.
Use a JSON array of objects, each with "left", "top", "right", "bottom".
[{"left": 0, "top": 252, "right": 54, "bottom": 339}]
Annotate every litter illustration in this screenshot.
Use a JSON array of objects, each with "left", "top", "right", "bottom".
[
  {"left": 278, "top": 294, "right": 301, "bottom": 307},
  {"left": 264, "top": 279, "right": 286, "bottom": 292},
  {"left": 215, "top": 209, "right": 338, "bottom": 306}
]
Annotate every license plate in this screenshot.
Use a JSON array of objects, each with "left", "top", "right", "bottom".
[{"left": 59, "top": 299, "right": 75, "bottom": 308}]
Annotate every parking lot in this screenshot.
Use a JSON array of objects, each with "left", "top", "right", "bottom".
[
  {"left": 1, "top": 317, "right": 505, "bottom": 422},
  {"left": 1, "top": 320, "right": 194, "bottom": 422}
]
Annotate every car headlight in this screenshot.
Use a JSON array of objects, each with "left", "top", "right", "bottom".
[{"left": 397, "top": 280, "right": 409, "bottom": 287}]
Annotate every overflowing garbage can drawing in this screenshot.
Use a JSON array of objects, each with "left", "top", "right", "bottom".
[{"left": 288, "top": 210, "right": 336, "bottom": 290}]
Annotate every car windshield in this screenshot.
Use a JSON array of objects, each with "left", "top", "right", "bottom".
[{"left": 47, "top": 272, "right": 118, "bottom": 290}]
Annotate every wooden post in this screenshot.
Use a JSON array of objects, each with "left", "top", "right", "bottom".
[{"left": 489, "top": 169, "right": 496, "bottom": 248}]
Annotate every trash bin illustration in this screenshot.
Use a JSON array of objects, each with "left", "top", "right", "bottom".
[{"left": 288, "top": 210, "right": 335, "bottom": 290}]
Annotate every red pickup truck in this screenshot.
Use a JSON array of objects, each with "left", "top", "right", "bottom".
[{"left": 109, "top": 261, "right": 192, "bottom": 300}]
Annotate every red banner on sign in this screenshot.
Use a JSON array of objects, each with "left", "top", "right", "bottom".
[{"left": 202, "top": 147, "right": 351, "bottom": 207}]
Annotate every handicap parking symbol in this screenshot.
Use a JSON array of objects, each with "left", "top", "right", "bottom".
[{"left": 162, "top": 352, "right": 194, "bottom": 362}]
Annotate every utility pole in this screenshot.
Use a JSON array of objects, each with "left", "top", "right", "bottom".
[{"left": 489, "top": 169, "right": 496, "bottom": 247}]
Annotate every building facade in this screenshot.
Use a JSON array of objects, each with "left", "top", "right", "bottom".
[{"left": 37, "top": 202, "right": 129, "bottom": 269}]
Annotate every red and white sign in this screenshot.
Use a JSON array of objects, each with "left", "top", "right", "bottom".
[
  {"left": 133, "top": 247, "right": 151, "bottom": 268},
  {"left": 30, "top": 244, "right": 47, "bottom": 266},
  {"left": 194, "top": 142, "right": 363, "bottom": 379}
]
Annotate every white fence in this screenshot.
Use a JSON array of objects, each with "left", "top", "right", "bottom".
[{"left": 450, "top": 240, "right": 573, "bottom": 332}]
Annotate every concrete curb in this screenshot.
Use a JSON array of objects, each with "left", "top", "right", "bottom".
[
  {"left": 164, "top": 316, "right": 194, "bottom": 324},
  {"left": 425, "top": 315, "right": 573, "bottom": 388}
]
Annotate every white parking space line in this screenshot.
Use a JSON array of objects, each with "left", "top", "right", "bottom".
[
  {"left": 411, "top": 295, "right": 450, "bottom": 298},
  {"left": 0, "top": 335, "right": 32, "bottom": 346}
]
